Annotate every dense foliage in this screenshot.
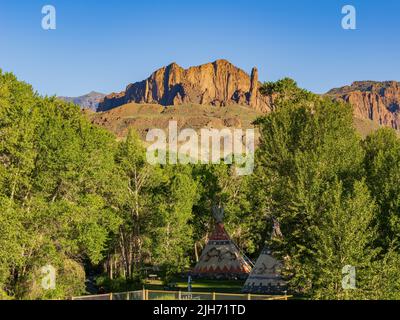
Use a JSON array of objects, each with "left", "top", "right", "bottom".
[
  {"left": 1, "top": 72, "right": 399, "bottom": 299},
  {"left": 254, "top": 78, "right": 400, "bottom": 299}
]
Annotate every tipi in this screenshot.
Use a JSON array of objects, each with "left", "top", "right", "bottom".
[
  {"left": 193, "top": 205, "right": 252, "bottom": 279},
  {"left": 242, "top": 219, "right": 286, "bottom": 294}
]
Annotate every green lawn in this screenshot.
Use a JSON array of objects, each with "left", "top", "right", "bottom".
[{"left": 144, "top": 279, "right": 245, "bottom": 294}]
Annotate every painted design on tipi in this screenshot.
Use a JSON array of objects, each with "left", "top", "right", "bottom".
[
  {"left": 242, "top": 218, "right": 286, "bottom": 294},
  {"left": 193, "top": 205, "right": 252, "bottom": 278},
  {"left": 242, "top": 247, "right": 285, "bottom": 294}
]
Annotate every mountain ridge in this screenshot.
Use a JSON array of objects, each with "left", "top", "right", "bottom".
[
  {"left": 59, "top": 60, "right": 400, "bottom": 134},
  {"left": 97, "top": 59, "right": 272, "bottom": 112},
  {"left": 326, "top": 80, "right": 400, "bottom": 129}
]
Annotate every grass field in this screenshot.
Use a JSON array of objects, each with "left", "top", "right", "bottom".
[{"left": 144, "top": 279, "right": 245, "bottom": 294}]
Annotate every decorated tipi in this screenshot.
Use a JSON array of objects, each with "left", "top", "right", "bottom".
[
  {"left": 242, "top": 219, "right": 286, "bottom": 294},
  {"left": 193, "top": 205, "right": 252, "bottom": 279}
]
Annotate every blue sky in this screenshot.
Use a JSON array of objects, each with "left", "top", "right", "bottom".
[{"left": 0, "top": 0, "right": 399, "bottom": 97}]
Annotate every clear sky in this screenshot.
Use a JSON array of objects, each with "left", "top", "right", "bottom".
[{"left": 0, "top": 0, "right": 399, "bottom": 97}]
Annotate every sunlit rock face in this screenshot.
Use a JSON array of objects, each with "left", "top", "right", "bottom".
[{"left": 97, "top": 60, "right": 271, "bottom": 112}]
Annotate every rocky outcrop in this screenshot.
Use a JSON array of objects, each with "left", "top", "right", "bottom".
[
  {"left": 97, "top": 60, "right": 271, "bottom": 112},
  {"left": 249, "top": 67, "right": 259, "bottom": 108},
  {"left": 326, "top": 81, "right": 400, "bottom": 129}
]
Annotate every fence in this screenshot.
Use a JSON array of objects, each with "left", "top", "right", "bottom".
[{"left": 72, "top": 289, "right": 291, "bottom": 301}]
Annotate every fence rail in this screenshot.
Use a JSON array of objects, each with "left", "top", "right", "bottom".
[{"left": 72, "top": 289, "right": 291, "bottom": 301}]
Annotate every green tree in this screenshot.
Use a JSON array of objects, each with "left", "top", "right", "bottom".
[
  {"left": 296, "top": 181, "right": 379, "bottom": 299},
  {"left": 151, "top": 164, "right": 198, "bottom": 280},
  {"left": 0, "top": 70, "right": 121, "bottom": 299},
  {"left": 253, "top": 79, "right": 382, "bottom": 299},
  {"left": 363, "top": 128, "right": 400, "bottom": 249},
  {"left": 110, "top": 129, "right": 161, "bottom": 281},
  {"left": 260, "top": 77, "right": 316, "bottom": 111},
  {"left": 191, "top": 163, "right": 264, "bottom": 262}
]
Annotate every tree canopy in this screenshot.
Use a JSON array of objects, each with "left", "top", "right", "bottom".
[{"left": 1, "top": 71, "right": 399, "bottom": 299}]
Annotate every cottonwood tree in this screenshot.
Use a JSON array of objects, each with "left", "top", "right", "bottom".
[
  {"left": 151, "top": 164, "right": 198, "bottom": 281},
  {"left": 0, "top": 70, "right": 121, "bottom": 299},
  {"left": 111, "top": 130, "right": 161, "bottom": 280},
  {"left": 253, "top": 79, "right": 400, "bottom": 299},
  {"left": 363, "top": 128, "right": 400, "bottom": 250}
]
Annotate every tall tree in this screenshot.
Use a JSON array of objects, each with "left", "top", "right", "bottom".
[
  {"left": 253, "top": 79, "right": 383, "bottom": 299},
  {"left": 112, "top": 129, "right": 160, "bottom": 280},
  {"left": 363, "top": 128, "right": 400, "bottom": 249},
  {"left": 151, "top": 164, "right": 198, "bottom": 280},
  {"left": 0, "top": 70, "right": 121, "bottom": 299},
  {"left": 191, "top": 163, "right": 264, "bottom": 261}
]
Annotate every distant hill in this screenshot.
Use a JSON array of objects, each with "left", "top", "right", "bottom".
[{"left": 59, "top": 91, "right": 106, "bottom": 111}]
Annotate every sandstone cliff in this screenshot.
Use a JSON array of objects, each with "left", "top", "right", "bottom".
[
  {"left": 326, "top": 81, "right": 400, "bottom": 130},
  {"left": 97, "top": 60, "right": 271, "bottom": 112}
]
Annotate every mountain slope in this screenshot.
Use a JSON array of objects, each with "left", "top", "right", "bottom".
[
  {"left": 97, "top": 59, "right": 271, "bottom": 112},
  {"left": 91, "top": 102, "right": 263, "bottom": 140},
  {"left": 326, "top": 81, "right": 400, "bottom": 130},
  {"left": 57, "top": 61, "right": 398, "bottom": 139}
]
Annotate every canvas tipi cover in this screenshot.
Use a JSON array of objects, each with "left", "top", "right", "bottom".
[
  {"left": 242, "top": 219, "right": 286, "bottom": 294},
  {"left": 193, "top": 206, "right": 252, "bottom": 279},
  {"left": 241, "top": 247, "right": 286, "bottom": 294}
]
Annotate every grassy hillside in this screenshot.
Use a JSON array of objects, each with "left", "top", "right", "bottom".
[
  {"left": 353, "top": 116, "right": 383, "bottom": 138},
  {"left": 89, "top": 102, "right": 386, "bottom": 142},
  {"left": 90, "top": 103, "right": 263, "bottom": 140}
]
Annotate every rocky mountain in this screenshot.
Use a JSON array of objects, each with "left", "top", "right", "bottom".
[
  {"left": 326, "top": 81, "right": 400, "bottom": 130},
  {"left": 59, "top": 91, "right": 106, "bottom": 111},
  {"left": 97, "top": 59, "right": 271, "bottom": 113},
  {"left": 64, "top": 61, "right": 398, "bottom": 138}
]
